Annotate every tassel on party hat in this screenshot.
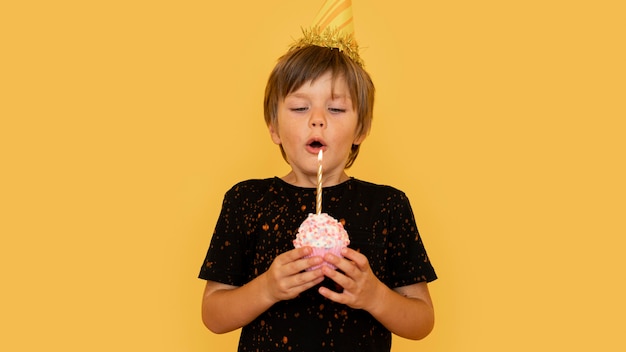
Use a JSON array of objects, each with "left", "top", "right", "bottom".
[{"left": 289, "top": 0, "right": 364, "bottom": 67}]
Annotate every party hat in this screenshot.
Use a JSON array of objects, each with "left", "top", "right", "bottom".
[
  {"left": 290, "top": 0, "right": 363, "bottom": 66},
  {"left": 312, "top": 0, "right": 355, "bottom": 38}
]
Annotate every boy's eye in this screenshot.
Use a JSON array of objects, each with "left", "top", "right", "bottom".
[
  {"left": 290, "top": 107, "right": 308, "bottom": 112},
  {"left": 329, "top": 108, "right": 346, "bottom": 113}
]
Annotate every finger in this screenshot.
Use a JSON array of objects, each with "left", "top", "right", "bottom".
[
  {"left": 301, "top": 275, "right": 325, "bottom": 292},
  {"left": 324, "top": 252, "right": 360, "bottom": 277},
  {"left": 340, "top": 247, "right": 369, "bottom": 269},
  {"left": 275, "top": 271, "right": 325, "bottom": 301},
  {"left": 318, "top": 284, "right": 347, "bottom": 304},
  {"left": 292, "top": 269, "right": 325, "bottom": 289},
  {"left": 277, "top": 246, "right": 314, "bottom": 264},
  {"left": 293, "top": 256, "right": 324, "bottom": 273},
  {"left": 321, "top": 264, "right": 352, "bottom": 291}
]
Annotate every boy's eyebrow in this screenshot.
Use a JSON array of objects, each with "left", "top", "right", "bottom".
[
  {"left": 284, "top": 91, "right": 352, "bottom": 101},
  {"left": 284, "top": 92, "right": 309, "bottom": 99},
  {"left": 331, "top": 93, "right": 350, "bottom": 100}
]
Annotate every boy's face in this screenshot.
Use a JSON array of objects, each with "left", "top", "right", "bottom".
[{"left": 270, "top": 71, "right": 365, "bottom": 182}]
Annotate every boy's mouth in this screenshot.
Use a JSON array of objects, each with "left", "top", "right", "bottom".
[
  {"left": 306, "top": 138, "right": 326, "bottom": 153},
  {"left": 306, "top": 138, "right": 326, "bottom": 154},
  {"left": 309, "top": 141, "right": 324, "bottom": 148}
]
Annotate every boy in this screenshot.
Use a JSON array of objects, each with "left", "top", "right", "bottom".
[{"left": 199, "top": 26, "right": 437, "bottom": 351}]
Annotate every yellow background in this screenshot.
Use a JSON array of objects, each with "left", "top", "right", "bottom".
[{"left": 1, "top": 0, "right": 624, "bottom": 351}]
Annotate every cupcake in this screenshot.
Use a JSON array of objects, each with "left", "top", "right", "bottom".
[{"left": 293, "top": 213, "right": 350, "bottom": 270}]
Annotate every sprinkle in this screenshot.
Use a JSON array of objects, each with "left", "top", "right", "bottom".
[{"left": 293, "top": 213, "right": 350, "bottom": 249}]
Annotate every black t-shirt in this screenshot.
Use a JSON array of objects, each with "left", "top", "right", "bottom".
[{"left": 199, "top": 177, "right": 437, "bottom": 351}]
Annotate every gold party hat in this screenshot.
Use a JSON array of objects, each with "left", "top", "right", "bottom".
[
  {"left": 290, "top": 0, "right": 363, "bottom": 67},
  {"left": 312, "top": 0, "right": 355, "bottom": 37}
]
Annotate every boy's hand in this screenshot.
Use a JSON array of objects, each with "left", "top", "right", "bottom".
[
  {"left": 318, "top": 247, "right": 385, "bottom": 311},
  {"left": 261, "top": 246, "right": 325, "bottom": 303}
]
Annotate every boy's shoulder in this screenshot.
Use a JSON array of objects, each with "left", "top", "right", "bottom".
[
  {"left": 227, "top": 178, "right": 276, "bottom": 193},
  {"left": 349, "top": 179, "right": 416, "bottom": 215},
  {"left": 219, "top": 178, "right": 278, "bottom": 206},
  {"left": 349, "top": 178, "right": 408, "bottom": 198}
]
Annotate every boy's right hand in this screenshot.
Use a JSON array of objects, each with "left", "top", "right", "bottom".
[{"left": 261, "top": 246, "right": 325, "bottom": 303}]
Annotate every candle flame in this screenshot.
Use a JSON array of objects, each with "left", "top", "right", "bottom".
[{"left": 318, "top": 149, "right": 323, "bottom": 162}]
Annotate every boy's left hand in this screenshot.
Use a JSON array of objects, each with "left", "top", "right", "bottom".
[{"left": 318, "top": 247, "right": 384, "bottom": 312}]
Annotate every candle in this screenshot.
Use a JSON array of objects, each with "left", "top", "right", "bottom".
[{"left": 316, "top": 150, "right": 323, "bottom": 215}]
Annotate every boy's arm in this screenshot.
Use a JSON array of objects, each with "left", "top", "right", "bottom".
[
  {"left": 373, "top": 282, "right": 435, "bottom": 340},
  {"left": 201, "top": 246, "right": 325, "bottom": 334},
  {"left": 201, "top": 280, "right": 270, "bottom": 334},
  {"left": 319, "top": 248, "right": 435, "bottom": 340}
]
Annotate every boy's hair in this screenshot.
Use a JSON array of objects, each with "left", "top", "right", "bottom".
[{"left": 264, "top": 45, "right": 375, "bottom": 169}]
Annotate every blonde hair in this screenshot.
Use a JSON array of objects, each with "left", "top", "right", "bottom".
[{"left": 263, "top": 45, "right": 375, "bottom": 168}]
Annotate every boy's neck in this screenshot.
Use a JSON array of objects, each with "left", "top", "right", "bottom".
[{"left": 280, "top": 171, "right": 351, "bottom": 188}]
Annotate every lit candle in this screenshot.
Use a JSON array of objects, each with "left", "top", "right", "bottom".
[{"left": 316, "top": 150, "right": 323, "bottom": 215}]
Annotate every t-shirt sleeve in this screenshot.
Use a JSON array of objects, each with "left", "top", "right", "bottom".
[
  {"left": 198, "top": 183, "right": 257, "bottom": 286},
  {"left": 387, "top": 191, "right": 437, "bottom": 288}
]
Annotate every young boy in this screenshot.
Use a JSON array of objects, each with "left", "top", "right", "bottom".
[{"left": 199, "top": 27, "right": 437, "bottom": 351}]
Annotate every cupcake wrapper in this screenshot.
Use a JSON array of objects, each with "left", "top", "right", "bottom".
[{"left": 305, "top": 246, "right": 345, "bottom": 270}]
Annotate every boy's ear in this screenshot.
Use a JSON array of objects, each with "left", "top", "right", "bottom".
[
  {"left": 269, "top": 123, "right": 282, "bottom": 145},
  {"left": 353, "top": 132, "right": 367, "bottom": 146}
]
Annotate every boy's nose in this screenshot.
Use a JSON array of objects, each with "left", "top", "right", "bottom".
[{"left": 309, "top": 110, "right": 326, "bottom": 128}]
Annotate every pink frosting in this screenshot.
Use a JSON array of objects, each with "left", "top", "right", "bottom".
[{"left": 293, "top": 213, "right": 350, "bottom": 249}]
